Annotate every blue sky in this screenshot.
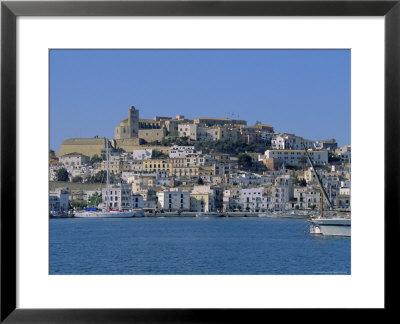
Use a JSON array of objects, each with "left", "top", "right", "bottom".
[{"left": 50, "top": 49, "right": 350, "bottom": 151}]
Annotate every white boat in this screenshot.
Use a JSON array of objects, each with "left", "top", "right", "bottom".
[
  {"left": 74, "top": 138, "right": 140, "bottom": 219},
  {"left": 282, "top": 211, "right": 310, "bottom": 219},
  {"left": 309, "top": 216, "right": 351, "bottom": 237},
  {"left": 196, "top": 212, "right": 225, "bottom": 218},
  {"left": 75, "top": 206, "right": 134, "bottom": 218},
  {"left": 50, "top": 210, "right": 74, "bottom": 218}
]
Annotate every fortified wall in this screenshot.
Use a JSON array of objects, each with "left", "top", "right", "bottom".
[{"left": 56, "top": 138, "right": 110, "bottom": 158}]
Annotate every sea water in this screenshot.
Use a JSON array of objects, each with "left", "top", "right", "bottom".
[{"left": 50, "top": 217, "right": 350, "bottom": 275}]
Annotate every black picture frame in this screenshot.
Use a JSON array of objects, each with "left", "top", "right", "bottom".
[{"left": 1, "top": 0, "right": 398, "bottom": 322}]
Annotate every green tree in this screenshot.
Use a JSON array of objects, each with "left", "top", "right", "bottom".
[
  {"left": 56, "top": 168, "right": 69, "bottom": 182},
  {"left": 298, "top": 179, "right": 307, "bottom": 186},
  {"left": 238, "top": 153, "right": 252, "bottom": 169},
  {"left": 71, "top": 200, "right": 87, "bottom": 209},
  {"left": 152, "top": 150, "right": 169, "bottom": 159},
  {"left": 197, "top": 178, "right": 204, "bottom": 185},
  {"left": 328, "top": 153, "right": 341, "bottom": 163},
  {"left": 88, "top": 170, "right": 106, "bottom": 183},
  {"left": 88, "top": 192, "right": 102, "bottom": 207},
  {"left": 90, "top": 154, "right": 103, "bottom": 164}
]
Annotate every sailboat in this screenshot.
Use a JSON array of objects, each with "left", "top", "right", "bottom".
[
  {"left": 74, "top": 139, "right": 135, "bottom": 218},
  {"left": 302, "top": 143, "right": 351, "bottom": 237}
]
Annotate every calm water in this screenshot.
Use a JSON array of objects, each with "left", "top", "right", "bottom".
[{"left": 50, "top": 217, "right": 350, "bottom": 275}]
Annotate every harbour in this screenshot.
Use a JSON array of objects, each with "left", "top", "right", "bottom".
[{"left": 50, "top": 217, "right": 350, "bottom": 275}]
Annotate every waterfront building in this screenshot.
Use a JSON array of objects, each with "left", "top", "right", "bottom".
[
  {"left": 223, "top": 188, "right": 240, "bottom": 212},
  {"left": 131, "top": 194, "right": 144, "bottom": 208},
  {"left": 156, "top": 188, "right": 190, "bottom": 211},
  {"left": 49, "top": 189, "right": 69, "bottom": 213},
  {"left": 240, "top": 188, "right": 264, "bottom": 212},
  {"left": 293, "top": 186, "right": 321, "bottom": 209},
  {"left": 271, "top": 175, "right": 294, "bottom": 210},
  {"left": 102, "top": 183, "right": 132, "bottom": 210},
  {"left": 190, "top": 192, "right": 214, "bottom": 212}
]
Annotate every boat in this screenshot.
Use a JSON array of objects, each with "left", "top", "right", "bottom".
[
  {"left": 309, "top": 215, "right": 351, "bottom": 236},
  {"left": 73, "top": 138, "right": 137, "bottom": 218},
  {"left": 50, "top": 210, "right": 74, "bottom": 218},
  {"left": 302, "top": 143, "right": 351, "bottom": 237},
  {"left": 282, "top": 210, "right": 310, "bottom": 219},
  {"left": 75, "top": 206, "right": 135, "bottom": 218},
  {"left": 196, "top": 212, "right": 225, "bottom": 218}
]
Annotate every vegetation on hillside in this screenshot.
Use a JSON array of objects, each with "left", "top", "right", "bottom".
[{"left": 56, "top": 168, "right": 69, "bottom": 181}]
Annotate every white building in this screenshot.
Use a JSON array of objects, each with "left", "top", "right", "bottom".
[
  {"left": 59, "top": 153, "right": 90, "bottom": 166},
  {"left": 235, "top": 188, "right": 272, "bottom": 212},
  {"left": 157, "top": 188, "right": 190, "bottom": 211},
  {"left": 169, "top": 145, "right": 199, "bottom": 158},
  {"left": 271, "top": 133, "right": 315, "bottom": 150},
  {"left": 265, "top": 149, "right": 328, "bottom": 168},
  {"left": 196, "top": 126, "right": 219, "bottom": 141},
  {"left": 177, "top": 124, "right": 197, "bottom": 140},
  {"left": 272, "top": 175, "right": 294, "bottom": 210},
  {"left": 131, "top": 194, "right": 144, "bottom": 208},
  {"left": 236, "top": 173, "right": 274, "bottom": 186},
  {"left": 293, "top": 186, "right": 321, "bottom": 209},
  {"left": 132, "top": 149, "right": 152, "bottom": 160},
  {"left": 102, "top": 183, "right": 132, "bottom": 210}
]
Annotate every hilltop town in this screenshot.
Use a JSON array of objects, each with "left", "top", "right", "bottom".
[{"left": 49, "top": 106, "right": 351, "bottom": 214}]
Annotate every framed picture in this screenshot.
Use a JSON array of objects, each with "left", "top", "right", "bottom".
[{"left": 1, "top": 0, "right": 398, "bottom": 322}]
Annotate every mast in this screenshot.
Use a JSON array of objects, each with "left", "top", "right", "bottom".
[
  {"left": 301, "top": 142, "right": 334, "bottom": 210},
  {"left": 106, "top": 138, "right": 110, "bottom": 211}
]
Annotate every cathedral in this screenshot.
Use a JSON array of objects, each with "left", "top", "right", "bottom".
[{"left": 114, "top": 106, "right": 139, "bottom": 139}]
